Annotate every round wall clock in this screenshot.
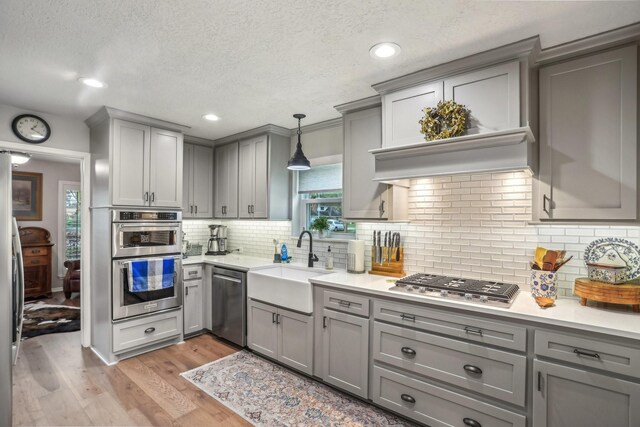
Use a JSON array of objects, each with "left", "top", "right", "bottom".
[{"left": 11, "top": 114, "right": 51, "bottom": 144}]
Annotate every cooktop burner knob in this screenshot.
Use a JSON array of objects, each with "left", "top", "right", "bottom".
[
  {"left": 412, "top": 285, "right": 420, "bottom": 290},
  {"left": 464, "top": 293, "right": 473, "bottom": 300},
  {"left": 418, "top": 287, "right": 426, "bottom": 293},
  {"left": 480, "top": 295, "right": 489, "bottom": 303},
  {"left": 440, "top": 290, "right": 449, "bottom": 297}
]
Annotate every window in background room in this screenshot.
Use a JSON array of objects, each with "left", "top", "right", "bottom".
[
  {"left": 58, "top": 181, "right": 81, "bottom": 275},
  {"left": 298, "top": 163, "right": 356, "bottom": 236}
]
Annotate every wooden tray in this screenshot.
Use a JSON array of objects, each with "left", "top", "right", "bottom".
[{"left": 574, "top": 278, "right": 640, "bottom": 312}]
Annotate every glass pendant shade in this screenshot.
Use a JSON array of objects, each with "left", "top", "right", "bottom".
[{"left": 288, "top": 113, "right": 311, "bottom": 171}]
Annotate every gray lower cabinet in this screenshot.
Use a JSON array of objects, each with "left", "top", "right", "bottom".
[
  {"left": 538, "top": 45, "right": 637, "bottom": 220},
  {"left": 112, "top": 309, "right": 182, "bottom": 354},
  {"left": 321, "top": 308, "right": 369, "bottom": 398},
  {"left": 247, "top": 299, "right": 313, "bottom": 374},
  {"left": 183, "top": 279, "right": 203, "bottom": 336},
  {"left": 533, "top": 359, "right": 640, "bottom": 427},
  {"left": 182, "top": 143, "right": 213, "bottom": 218},
  {"left": 214, "top": 142, "right": 239, "bottom": 218},
  {"left": 373, "top": 365, "right": 526, "bottom": 427}
]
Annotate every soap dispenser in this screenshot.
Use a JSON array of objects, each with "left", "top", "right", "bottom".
[{"left": 325, "top": 246, "right": 334, "bottom": 270}]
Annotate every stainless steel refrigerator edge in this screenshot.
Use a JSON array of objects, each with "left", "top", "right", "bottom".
[
  {"left": 211, "top": 267, "right": 246, "bottom": 346},
  {"left": 0, "top": 152, "right": 14, "bottom": 425}
]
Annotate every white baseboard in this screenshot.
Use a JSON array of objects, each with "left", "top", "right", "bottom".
[{"left": 51, "top": 287, "right": 63, "bottom": 293}]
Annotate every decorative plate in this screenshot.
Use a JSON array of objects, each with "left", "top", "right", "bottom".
[{"left": 584, "top": 238, "right": 640, "bottom": 281}]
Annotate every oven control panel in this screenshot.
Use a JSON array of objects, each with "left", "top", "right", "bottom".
[{"left": 114, "top": 210, "right": 181, "bottom": 222}]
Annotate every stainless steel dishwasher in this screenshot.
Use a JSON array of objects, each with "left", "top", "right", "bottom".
[{"left": 211, "top": 266, "right": 247, "bottom": 346}]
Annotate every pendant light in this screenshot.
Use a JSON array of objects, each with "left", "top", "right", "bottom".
[{"left": 287, "top": 113, "right": 311, "bottom": 171}]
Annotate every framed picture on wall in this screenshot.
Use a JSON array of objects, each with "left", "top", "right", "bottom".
[{"left": 12, "top": 171, "right": 43, "bottom": 221}]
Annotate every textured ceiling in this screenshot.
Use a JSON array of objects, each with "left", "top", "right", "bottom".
[{"left": 1, "top": 1, "right": 639, "bottom": 140}]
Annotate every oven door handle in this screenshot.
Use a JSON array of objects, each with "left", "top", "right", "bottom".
[
  {"left": 115, "top": 255, "right": 182, "bottom": 266},
  {"left": 116, "top": 223, "right": 180, "bottom": 231}
]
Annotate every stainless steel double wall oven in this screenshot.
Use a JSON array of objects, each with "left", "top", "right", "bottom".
[{"left": 111, "top": 209, "right": 183, "bottom": 320}]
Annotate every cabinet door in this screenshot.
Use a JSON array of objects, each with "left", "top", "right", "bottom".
[
  {"left": 238, "top": 138, "right": 255, "bottom": 218},
  {"left": 247, "top": 299, "right": 278, "bottom": 359},
  {"left": 343, "top": 106, "right": 389, "bottom": 219},
  {"left": 214, "top": 143, "right": 239, "bottom": 218},
  {"left": 191, "top": 144, "right": 214, "bottom": 218},
  {"left": 183, "top": 279, "right": 203, "bottom": 335},
  {"left": 383, "top": 81, "right": 443, "bottom": 148},
  {"left": 252, "top": 135, "right": 269, "bottom": 218},
  {"left": 112, "top": 119, "right": 150, "bottom": 206},
  {"left": 149, "top": 127, "right": 183, "bottom": 207},
  {"left": 538, "top": 46, "right": 637, "bottom": 220},
  {"left": 533, "top": 360, "right": 640, "bottom": 427},
  {"left": 445, "top": 61, "right": 520, "bottom": 135},
  {"left": 182, "top": 143, "right": 194, "bottom": 216},
  {"left": 277, "top": 308, "right": 313, "bottom": 375},
  {"left": 321, "top": 309, "right": 369, "bottom": 398}
]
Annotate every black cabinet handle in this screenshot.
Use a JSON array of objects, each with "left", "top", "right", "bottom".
[
  {"left": 144, "top": 192, "right": 149, "bottom": 202},
  {"left": 400, "top": 394, "right": 415, "bottom": 404},
  {"left": 185, "top": 287, "right": 189, "bottom": 296},
  {"left": 190, "top": 205, "right": 193, "bottom": 214},
  {"left": 537, "top": 371, "right": 542, "bottom": 391},
  {"left": 543, "top": 194, "right": 551, "bottom": 215},
  {"left": 401, "top": 347, "right": 416, "bottom": 356},
  {"left": 276, "top": 314, "right": 281, "bottom": 324},
  {"left": 272, "top": 312, "right": 276, "bottom": 324},
  {"left": 151, "top": 192, "right": 155, "bottom": 202},
  {"left": 400, "top": 313, "right": 415, "bottom": 322},
  {"left": 463, "top": 364, "right": 483, "bottom": 375},
  {"left": 323, "top": 316, "right": 327, "bottom": 328},
  {"left": 195, "top": 205, "right": 198, "bottom": 214},
  {"left": 573, "top": 348, "right": 600, "bottom": 359},
  {"left": 463, "top": 418, "right": 481, "bottom": 427},
  {"left": 464, "top": 326, "right": 483, "bottom": 336},
  {"left": 144, "top": 327, "right": 155, "bottom": 334}
]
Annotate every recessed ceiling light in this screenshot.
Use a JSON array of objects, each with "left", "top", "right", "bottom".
[
  {"left": 369, "top": 42, "right": 401, "bottom": 59},
  {"left": 203, "top": 113, "right": 220, "bottom": 121},
  {"left": 78, "top": 77, "right": 106, "bottom": 88}
]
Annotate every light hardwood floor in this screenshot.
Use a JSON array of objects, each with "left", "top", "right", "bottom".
[{"left": 12, "top": 331, "right": 250, "bottom": 426}]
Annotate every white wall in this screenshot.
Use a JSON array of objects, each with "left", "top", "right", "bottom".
[
  {"left": 0, "top": 104, "right": 90, "bottom": 152},
  {"left": 13, "top": 158, "right": 81, "bottom": 289}
]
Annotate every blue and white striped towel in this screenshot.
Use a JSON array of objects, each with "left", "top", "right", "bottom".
[{"left": 127, "top": 258, "right": 175, "bottom": 292}]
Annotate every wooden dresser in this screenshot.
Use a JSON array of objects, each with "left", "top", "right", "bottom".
[{"left": 19, "top": 227, "right": 54, "bottom": 298}]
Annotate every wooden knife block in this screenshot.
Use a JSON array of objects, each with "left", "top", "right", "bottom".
[{"left": 369, "top": 247, "right": 406, "bottom": 278}]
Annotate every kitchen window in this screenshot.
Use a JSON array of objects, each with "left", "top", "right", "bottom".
[
  {"left": 58, "top": 181, "right": 81, "bottom": 275},
  {"left": 295, "top": 163, "right": 355, "bottom": 237}
]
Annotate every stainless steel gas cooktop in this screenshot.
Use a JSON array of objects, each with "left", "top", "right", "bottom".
[{"left": 390, "top": 273, "right": 520, "bottom": 307}]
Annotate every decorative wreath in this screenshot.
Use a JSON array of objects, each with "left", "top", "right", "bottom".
[{"left": 419, "top": 100, "right": 468, "bottom": 141}]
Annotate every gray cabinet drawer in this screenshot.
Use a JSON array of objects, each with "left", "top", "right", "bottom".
[
  {"left": 183, "top": 265, "right": 203, "bottom": 280},
  {"left": 373, "top": 321, "right": 526, "bottom": 406},
  {"left": 372, "top": 365, "right": 526, "bottom": 427},
  {"left": 323, "top": 289, "right": 370, "bottom": 317},
  {"left": 374, "top": 299, "right": 526, "bottom": 351},
  {"left": 113, "top": 310, "right": 182, "bottom": 354},
  {"left": 535, "top": 330, "right": 640, "bottom": 379}
]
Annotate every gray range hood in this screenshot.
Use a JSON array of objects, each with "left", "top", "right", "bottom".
[{"left": 369, "top": 126, "right": 536, "bottom": 181}]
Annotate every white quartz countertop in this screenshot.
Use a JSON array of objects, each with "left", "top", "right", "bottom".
[
  {"left": 182, "top": 254, "right": 275, "bottom": 271},
  {"left": 309, "top": 272, "right": 640, "bottom": 341}
]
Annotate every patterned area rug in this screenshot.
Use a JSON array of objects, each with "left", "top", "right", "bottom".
[
  {"left": 22, "top": 301, "right": 81, "bottom": 339},
  {"left": 181, "top": 351, "right": 413, "bottom": 426}
]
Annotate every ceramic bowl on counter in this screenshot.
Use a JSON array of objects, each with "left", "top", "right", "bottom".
[{"left": 586, "top": 263, "right": 627, "bottom": 284}]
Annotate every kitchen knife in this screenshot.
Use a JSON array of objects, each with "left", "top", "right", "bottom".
[
  {"left": 396, "top": 233, "right": 401, "bottom": 261},
  {"left": 377, "top": 231, "right": 382, "bottom": 263},
  {"left": 373, "top": 230, "right": 377, "bottom": 264}
]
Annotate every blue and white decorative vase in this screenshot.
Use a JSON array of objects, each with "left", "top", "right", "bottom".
[{"left": 530, "top": 270, "right": 558, "bottom": 299}]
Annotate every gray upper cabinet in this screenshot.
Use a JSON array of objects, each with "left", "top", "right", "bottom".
[
  {"left": 383, "top": 82, "right": 442, "bottom": 148},
  {"left": 238, "top": 135, "right": 268, "bottom": 218},
  {"left": 183, "top": 143, "right": 213, "bottom": 218},
  {"left": 538, "top": 45, "right": 638, "bottom": 220},
  {"left": 110, "top": 119, "right": 183, "bottom": 207},
  {"left": 112, "top": 119, "right": 150, "bottom": 206},
  {"left": 445, "top": 61, "right": 520, "bottom": 135},
  {"left": 214, "top": 142, "right": 239, "bottom": 218},
  {"left": 533, "top": 360, "right": 640, "bottom": 427}
]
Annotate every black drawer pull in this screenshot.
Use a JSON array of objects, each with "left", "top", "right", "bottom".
[
  {"left": 400, "top": 394, "right": 415, "bottom": 404},
  {"left": 144, "top": 327, "right": 156, "bottom": 334},
  {"left": 338, "top": 300, "right": 352, "bottom": 308},
  {"left": 400, "top": 313, "right": 415, "bottom": 322},
  {"left": 463, "top": 418, "right": 481, "bottom": 427},
  {"left": 463, "top": 364, "right": 483, "bottom": 375},
  {"left": 401, "top": 347, "right": 416, "bottom": 356},
  {"left": 464, "top": 326, "right": 483, "bottom": 336},
  {"left": 573, "top": 348, "right": 600, "bottom": 359}
]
